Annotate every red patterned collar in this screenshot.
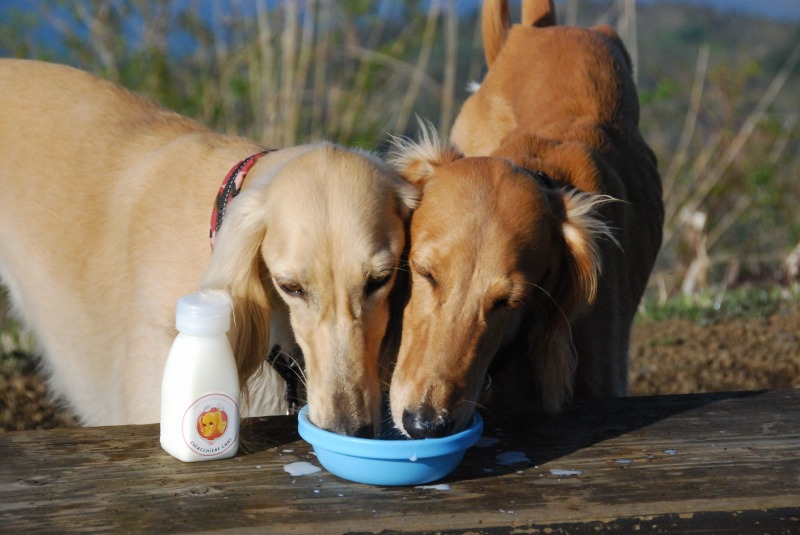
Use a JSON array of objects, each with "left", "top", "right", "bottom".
[{"left": 209, "top": 150, "right": 274, "bottom": 249}]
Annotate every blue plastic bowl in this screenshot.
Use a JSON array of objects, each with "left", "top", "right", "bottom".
[{"left": 297, "top": 405, "right": 483, "bottom": 486}]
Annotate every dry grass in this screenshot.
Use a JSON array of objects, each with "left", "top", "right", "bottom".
[{"left": 1, "top": 353, "right": 77, "bottom": 432}]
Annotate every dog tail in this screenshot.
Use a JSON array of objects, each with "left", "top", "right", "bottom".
[
  {"left": 522, "top": 0, "right": 556, "bottom": 28},
  {"left": 483, "top": 0, "right": 556, "bottom": 66},
  {"left": 481, "top": 0, "right": 510, "bottom": 66}
]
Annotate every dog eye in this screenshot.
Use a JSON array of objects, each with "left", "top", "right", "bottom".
[
  {"left": 490, "top": 298, "right": 509, "bottom": 312},
  {"left": 423, "top": 273, "right": 437, "bottom": 288},
  {"left": 491, "top": 297, "right": 522, "bottom": 312},
  {"left": 276, "top": 280, "right": 306, "bottom": 299},
  {"left": 411, "top": 262, "right": 437, "bottom": 288},
  {"left": 365, "top": 273, "right": 392, "bottom": 297}
]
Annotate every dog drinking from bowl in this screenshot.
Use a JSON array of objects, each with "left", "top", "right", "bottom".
[
  {"left": 387, "top": 0, "right": 663, "bottom": 438},
  {"left": 0, "top": 59, "right": 417, "bottom": 436}
]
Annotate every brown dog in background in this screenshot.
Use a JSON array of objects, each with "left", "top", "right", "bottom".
[
  {"left": 0, "top": 59, "right": 417, "bottom": 433},
  {"left": 388, "top": 0, "right": 663, "bottom": 438}
]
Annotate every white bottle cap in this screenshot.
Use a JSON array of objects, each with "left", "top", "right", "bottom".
[{"left": 175, "top": 290, "right": 233, "bottom": 335}]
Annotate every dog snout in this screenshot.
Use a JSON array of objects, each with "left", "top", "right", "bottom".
[
  {"left": 310, "top": 390, "right": 380, "bottom": 438},
  {"left": 402, "top": 405, "right": 454, "bottom": 439},
  {"left": 321, "top": 417, "right": 375, "bottom": 438},
  {"left": 353, "top": 424, "right": 373, "bottom": 438}
]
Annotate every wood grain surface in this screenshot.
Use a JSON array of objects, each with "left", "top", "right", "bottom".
[{"left": 2, "top": 389, "right": 798, "bottom": 533}]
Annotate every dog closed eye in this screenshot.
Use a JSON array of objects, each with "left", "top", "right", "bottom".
[
  {"left": 365, "top": 272, "right": 393, "bottom": 297},
  {"left": 411, "top": 260, "right": 437, "bottom": 289},
  {"left": 490, "top": 297, "right": 520, "bottom": 312},
  {"left": 274, "top": 278, "right": 306, "bottom": 300}
]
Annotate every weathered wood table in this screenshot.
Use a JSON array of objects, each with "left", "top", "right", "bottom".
[{"left": 2, "top": 389, "right": 798, "bottom": 533}]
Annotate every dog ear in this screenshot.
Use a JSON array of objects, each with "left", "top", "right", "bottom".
[
  {"left": 560, "top": 189, "right": 616, "bottom": 307},
  {"left": 387, "top": 121, "right": 463, "bottom": 188},
  {"left": 532, "top": 188, "right": 616, "bottom": 413},
  {"left": 199, "top": 188, "right": 272, "bottom": 392},
  {"left": 392, "top": 176, "right": 421, "bottom": 219}
]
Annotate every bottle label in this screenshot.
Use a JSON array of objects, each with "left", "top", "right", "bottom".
[{"left": 182, "top": 393, "right": 239, "bottom": 457}]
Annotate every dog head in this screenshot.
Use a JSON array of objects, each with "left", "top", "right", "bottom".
[
  {"left": 387, "top": 127, "right": 612, "bottom": 438},
  {"left": 201, "top": 143, "right": 418, "bottom": 437}
]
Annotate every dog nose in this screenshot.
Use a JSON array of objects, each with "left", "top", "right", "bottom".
[{"left": 402, "top": 406, "right": 454, "bottom": 439}]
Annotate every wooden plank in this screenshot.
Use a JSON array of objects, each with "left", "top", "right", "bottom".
[{"left": 1, "top": 390, "right": 798, "bottom": 534}]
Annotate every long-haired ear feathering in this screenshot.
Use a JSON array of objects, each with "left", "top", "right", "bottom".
[
  {"left": 562, "top": 190, "right": 619, "bottom": 303},
  {"left": 387, "top": 119, "right": 463, "bottom": 185},
  {"left": 198, "top": 186, "right": 273, "bottom": 394},
  {"left": 534, "top": 189, "right": 618, "bottom": 414}
]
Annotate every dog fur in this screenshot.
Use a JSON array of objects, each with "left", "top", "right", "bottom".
[
  {"left": 0, "top": 59, "right": 417, "bottom": 433},
  {"left": 387, "top": 0, "right": 663, "bottom": 438}
]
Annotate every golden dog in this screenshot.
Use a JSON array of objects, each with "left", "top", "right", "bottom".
[
  {"left": 0, "top": 59, "right": 417, "bottom": 435},
  {"left": 388, "top": 0, "right": 663, "bottom": 438}
]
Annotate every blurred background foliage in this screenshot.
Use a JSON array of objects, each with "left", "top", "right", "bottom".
[{"left": 1, "top": 0, "right": 799, "bottom": 301}]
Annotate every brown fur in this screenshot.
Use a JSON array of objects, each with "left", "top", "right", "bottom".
[
  {"left": 0, "top": 59, "right": 417, "bottom": 434},
  {"left": 388, "top": 0, "right": 663, "bottom": 438}
]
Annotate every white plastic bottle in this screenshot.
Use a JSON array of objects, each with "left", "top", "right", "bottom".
[{"left": 160, "top": 290, "right": 240, "bottom": 462}]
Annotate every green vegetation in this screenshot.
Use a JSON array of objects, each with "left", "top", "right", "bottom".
[{"left": 638, "top": 283, "right": 800, "bottom": 324}]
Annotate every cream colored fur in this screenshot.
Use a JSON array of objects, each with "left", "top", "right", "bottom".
[{"left": 0, "top": 59, "right": 417, "bottom": 432}]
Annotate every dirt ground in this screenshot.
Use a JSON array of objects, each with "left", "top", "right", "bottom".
[
  {"left": 2, "top": 300, "right": 798, "bottom": 432},
  {"left": 629, "top": 298, "right": 800, "bottom": 395}
]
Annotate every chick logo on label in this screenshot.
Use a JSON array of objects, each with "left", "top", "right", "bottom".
[
  {"left": 197, "top": 407, "right": 228, "bottom": 440},
  {"left": 182, "top": 393, "right": 238, "bottom": 456}
]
